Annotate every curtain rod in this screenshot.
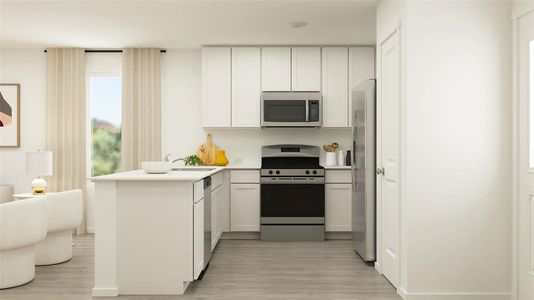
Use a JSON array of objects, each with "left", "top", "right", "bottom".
[{"left": 43, "top": 49, "right": 166, "bottom": 53}]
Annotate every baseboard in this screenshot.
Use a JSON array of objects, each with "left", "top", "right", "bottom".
[
  {"left": 398, "top": 287, "right": 511, "bottom": 300},
  {"left": 92, "top": 287, "right": 118, "bottom": 297},
  {"left": 374, "top": 261, "right": 382, "bottom": 274},
  {"left": 221, "top": 232, "right": 260, "bottom": 239},
  {"left": 220, "top": 231, "right": 351, "bottom": 240},
  {"left": 325, "top": 232, "right": 351, "bottom": 240}
]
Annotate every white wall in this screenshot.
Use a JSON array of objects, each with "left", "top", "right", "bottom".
[
  {"left": 0, "top": 49, "right": 47, "bottom": 193},
  {"left": 161, "top": 49, "right": 351, "bottom": 166},
  {"left": 378, "top": 1, "right": 512, "bottom": 298}
]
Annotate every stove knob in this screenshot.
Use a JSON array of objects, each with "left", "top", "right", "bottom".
[
  {"left": 313, "top": 170, "right": 317, "bottom": 175},
  {"left": 269, "top": 170, "right": 273, "bottom": 175},
  {"left": 276, "top": 170, "right": 280, "bottom": 175},
  {"left": 305, "top": 170, "right": 310, "bottom": 175}
]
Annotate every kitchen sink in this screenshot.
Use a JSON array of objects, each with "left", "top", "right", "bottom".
[{"left": 172, "top": 168, "right": 216, "bottom": 171}]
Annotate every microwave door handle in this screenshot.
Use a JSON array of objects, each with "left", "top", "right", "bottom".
[{"left": 305, "top": 100, "right": 309, "bottom": 122}]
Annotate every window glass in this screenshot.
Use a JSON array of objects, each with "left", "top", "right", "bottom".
[{"left": 89, "top": 76, "right": 122, "bottom": 176}]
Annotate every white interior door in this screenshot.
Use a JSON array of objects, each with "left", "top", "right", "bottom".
[
  {"left": 518, "top": 8, "right": 534, "bottom": 300},
  {"left": 377, "top": 28, "right": 401, "bottom": 288}
]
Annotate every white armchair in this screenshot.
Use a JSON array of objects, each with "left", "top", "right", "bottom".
[
  {"left": 36, "top": 189, "right": 83, "bottom": 265},
  {"left": 0, "top": 197, "right": 47, "bottom": 289},
  {"left": 0, "top": 184, "right": 14, "bottom": 204}
]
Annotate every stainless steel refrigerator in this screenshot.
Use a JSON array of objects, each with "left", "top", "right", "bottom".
[{"left": 351, "top": 79, "right": 376, "bottom": 262}]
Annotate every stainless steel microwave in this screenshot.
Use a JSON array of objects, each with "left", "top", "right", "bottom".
[{"left": 261, "top": 92, "right": 322, "bottom": 127}]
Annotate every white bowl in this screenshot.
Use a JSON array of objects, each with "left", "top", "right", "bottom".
[{"left": 141, "top": 161, "right": 172, "bottom": 174}]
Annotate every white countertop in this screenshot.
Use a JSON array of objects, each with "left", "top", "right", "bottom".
[
  {"left": 90, "top": 163, "right": 350, "bottom": 181},
  {"left": 90, "top": 167, "right": 226, "bottom": 181},
  {"left": 89, "top": 164, "right": 262, "bottom": 182}
]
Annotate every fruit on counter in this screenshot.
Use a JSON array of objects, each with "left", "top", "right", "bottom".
[
  {"left": 184, "top": 155, "right": 204, "bottom": 166},
  {"left": 323, "top": 142, "right": 340, "bottom": 152},
  {"left": 214, "top": 150, "right": 229, "bottom": 166}
]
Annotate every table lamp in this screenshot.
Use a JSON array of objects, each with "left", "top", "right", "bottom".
[{"left": 26, "top": 151, "right": 53, "bottom": 194}]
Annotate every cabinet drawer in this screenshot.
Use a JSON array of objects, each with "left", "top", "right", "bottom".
[
  {"left": 230, "top": 170, "right": 260, "bottom": 183},
  {"left": 211, "top": 171, "right": 223, "bottom": 190},
  {"left": 194, "top": 180, "right": 204, "bottom": 202},
  {"left": 325, "top": 170, "right": 352, "bottom": 183}
]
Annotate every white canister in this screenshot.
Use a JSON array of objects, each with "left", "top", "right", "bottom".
[
  {"left": 325, "top": 152, "right": 337, "bottom": 166},
  {"left": 338, "top": 150, "right": 345, "bottom": 166}
]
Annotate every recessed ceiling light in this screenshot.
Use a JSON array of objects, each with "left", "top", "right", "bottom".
[{"left": 289, "top": 22, "right": 308, "bottom": 29}]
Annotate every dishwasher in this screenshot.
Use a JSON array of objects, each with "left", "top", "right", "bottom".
[
  {"left": 203, "top": 177, "right": 212, "bottom": 273},
  {"left": 193, "top": 176, "right": 212, "bottom": 280}
]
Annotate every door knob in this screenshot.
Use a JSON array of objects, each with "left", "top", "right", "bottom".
[{"left": 376, "top": 168, "right": 385, "bottom": 176}]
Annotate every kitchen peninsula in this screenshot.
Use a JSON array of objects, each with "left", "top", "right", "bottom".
[{"left": 91, "top": 167, "right": 228, "bottom": 296}]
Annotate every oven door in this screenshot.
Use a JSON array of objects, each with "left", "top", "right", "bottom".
[{"left": 260, "top": 178, "right": 325, "bottom": 225}]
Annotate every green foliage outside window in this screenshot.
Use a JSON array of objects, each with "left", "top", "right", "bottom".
[{"left": 92, "top": 119, "right": 121, "bottom": 176}]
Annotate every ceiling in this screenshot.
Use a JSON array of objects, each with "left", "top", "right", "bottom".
[{"left": 0, "top": 0, "right": 377, "bottom": 49}]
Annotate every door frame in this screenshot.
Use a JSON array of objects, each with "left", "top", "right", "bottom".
[
  {"left": 375, "top": 17, "right": 405, "bottom": 292},
  {"left": 512, "top": 3, "right": 534, "bottom": 300}
]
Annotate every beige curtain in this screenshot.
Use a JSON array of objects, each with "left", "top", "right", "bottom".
[
  {"left": 120, "top": 48, "right": 162, "bottom": 171},
  {"left": 45, "top": 48, "right": 86, "bottom": 234}
]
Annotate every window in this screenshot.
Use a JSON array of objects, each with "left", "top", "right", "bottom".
[{"left": 89, "top": 76, "right": 122, "bottom": 176}]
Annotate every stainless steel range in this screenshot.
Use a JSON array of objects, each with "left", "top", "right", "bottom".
[{"left": 260, "top": 145, "right": 325, "bottom": 242}]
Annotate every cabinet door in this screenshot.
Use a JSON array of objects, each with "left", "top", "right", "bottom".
[
  {"left": 322, "top": 47, "right": 349, "bottom": 127},
  {"left": 212, "top": 186, "right": 220, "bottom": 250},
  {"left": 217, "top": 186, "right": 222, "bottom": 240},
  {"left": 202, "top": 47, "right": 231, "bottom": 127},
  {"left": 261, "top": 47, "right": 291, "bottom": 91},
  {"left": 348, "top": 47, "right": 375, "bottom": 127},
  {"left": 325, "top": 184, "right": 352, "bottom": 232},
  {"left": 232, "top": 47, "right": 261, "bottom": 127},
  {"left": 193, "top": 199, "right": 204, "bottom": 279},
  {"left": 221, "top": 170, "right": 231, "bottom": 232},
  {"left": 292, "top": 47, "right": 321, "bottom": 91},
  {"left": 230, "top": 184, "right": 260, "bottom": 231}
]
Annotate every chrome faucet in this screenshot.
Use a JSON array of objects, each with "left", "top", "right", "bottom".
[{"left": 164, "top": 154, "right": 184, "bottom": 163}]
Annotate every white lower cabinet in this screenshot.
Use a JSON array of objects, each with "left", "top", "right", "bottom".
[
  {"left": 193, "top": 198, "right": 204, "bottom": 279},
  {"left": 212, "top": 185, "right": 223, "bottom": 250},
  {"left": 230, "top": 183, "right": 260, "bottom": 231},
  {"left": 325, "top": 184, "right": 352, "bottom": 232},
  {"left": 221, "top": 170, "right": 231, "bottom": 232}
]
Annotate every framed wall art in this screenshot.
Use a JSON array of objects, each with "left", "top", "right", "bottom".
[{"left": 0, "top": 83, "right": 20, "bottom": 147}]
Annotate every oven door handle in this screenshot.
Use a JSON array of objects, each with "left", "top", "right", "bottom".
[{"left": 260, "top": 177, "right": 325, "bottom": 184}]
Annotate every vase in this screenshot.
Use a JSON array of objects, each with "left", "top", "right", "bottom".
[
  {"left": 214, "top": 150, "right": 229, "bottom": 166},
  {"left": 325, "top": 152, "right": 337, "bottom": 166}
]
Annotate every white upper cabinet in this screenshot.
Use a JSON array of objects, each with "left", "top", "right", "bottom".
[
  {"left": 322, "top": 47, "right": 349, "bottom": 127},
  {"left": 348, "top": 47, "right": 375, "bottom": 127},
  {"left": 202, "top": 47, "right": 231, "bottom": 127},
  {"left": 291, "top": 47, "right": 321, "bottom": 91},
  {"left": 261, "top": 47, "right": 291, "bottom": 91},
  {"left": 231, "top": 47, "right": 261, "bottom": 127}
]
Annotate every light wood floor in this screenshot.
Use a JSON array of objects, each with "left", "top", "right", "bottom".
[{"left": 0, "top": 235, "right": 400, "bottom": 300}]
